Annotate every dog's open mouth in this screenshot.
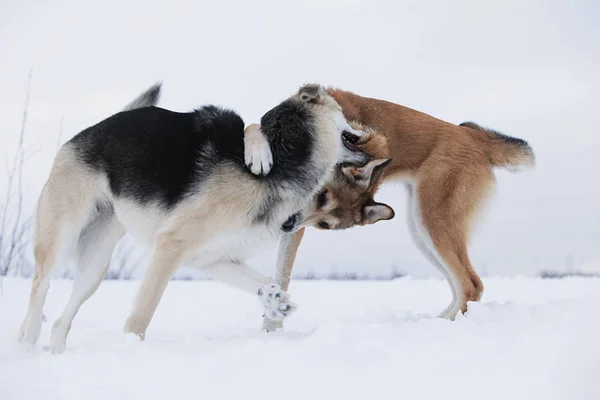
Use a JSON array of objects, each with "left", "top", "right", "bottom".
[
  {"left": 342, "top": 131, "right": 361, "bottom": 152},
  {"left": 281, "top": 212, "right": 300, "bottom": 232}
]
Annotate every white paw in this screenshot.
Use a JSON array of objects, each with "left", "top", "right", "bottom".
[
  {"left": 46, "top": 319, "right": 68, "bottom": 354},
  {"left": 438, "top": 301, "right": 461, "bottom": 321},
  {"left": 258, "top": 283, "right": 296, "bottom": 321},
  {"left": 43, "top": 341, "right": 66, "bottom": 355},
  {"left": 244, "top": 124, "right": 273, "bottom": 176},
  {"left": 18, "top": 315, "right": 42, "bottom": 347},
  {"left": 262, "top": 318, "right": 284, "bottom": 333},
  {"left": 123, "top": 314, "right": 148, "bottom": 341}
]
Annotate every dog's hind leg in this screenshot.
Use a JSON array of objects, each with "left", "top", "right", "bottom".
[
  {"left": 18, "top": 213, "right": 73, "bottom": 347},
  {"left": 412, "top": 166, "right": 490, "bottom": 320},
  {"left": 18, "top": 153, "right": 98, "bottom": 347},
  {"left": 200, "top": 260, "right": 297, "bottom": 321},
  {"left": 47, "top": 209, "right": 124, "bottom": 354},
  {"left": 405, "top": 183, "right": 459, "bottom": 318}
]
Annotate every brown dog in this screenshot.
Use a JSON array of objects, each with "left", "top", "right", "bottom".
[{"left": 261, "top": 87, "right": 535, "bottom": 331}]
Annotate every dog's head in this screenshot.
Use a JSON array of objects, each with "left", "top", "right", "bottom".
[
  {"left": 294, "top": 157, "right": 395, "bottom": 231},
  {"left": 294, "top": 84, "right": 370, "bottom": 168}
]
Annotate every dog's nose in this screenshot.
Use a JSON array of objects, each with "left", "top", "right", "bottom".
[{"left": 281, "top": 213, "right": 299, "bottom": 232}]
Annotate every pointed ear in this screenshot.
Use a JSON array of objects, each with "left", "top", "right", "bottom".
[
  {"left": 367, "top": 158, "right": 392, "bottom": 186},
  {"left": 341, "top": 158, "right": 392, "bottom": 190},
  {"left": 298, "top": 84, "right": 325, "bottom": 103},
  {"left": 363, "top": 203, "right": 395, "bottom": 225}
]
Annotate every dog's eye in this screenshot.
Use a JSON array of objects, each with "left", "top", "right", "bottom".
[
  {"left": 318, "top": 221, "right": 330, "bottom": 230},
  {"left": 317, "top": 190, "right": 328, "bottom": 209}
]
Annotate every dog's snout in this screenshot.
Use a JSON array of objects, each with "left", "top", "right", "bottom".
[{"left": 281, "top": 212, "right": 300, "bottom": 232}]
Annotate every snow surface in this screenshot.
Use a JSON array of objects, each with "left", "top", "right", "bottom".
[{"left": 1, "top": 276, "right": 599, "bottom": 400}]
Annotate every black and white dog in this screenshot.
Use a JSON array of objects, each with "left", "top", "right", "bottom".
[{"left": 18, "top": 83, "right": 369, "bottom": 353}]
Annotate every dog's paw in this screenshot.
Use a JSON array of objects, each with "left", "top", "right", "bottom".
[
  {"left": 43, "top": 341, "right": 67, "bottom": 355},
  {"left": 262, "top": 318, "right": 284, "bottom": 333},
  {"left": 46, "top": 318, "right": 70, "bottom": 354},
  {"left": 245, "top": 124, "right": 273, "bottom": 176},
  {"left": 123, "top": 316, "right": 148, "bottom": 341},
  {"left": 17, "top": 315, "right": 42, "bottom": 348},
  {"left": 258, "top": 283, "right": 297, "bottom": 321}
]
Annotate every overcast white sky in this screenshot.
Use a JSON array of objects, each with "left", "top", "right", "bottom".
[{"left": 1, "top": 0, "right": 599, "bottom": 278}]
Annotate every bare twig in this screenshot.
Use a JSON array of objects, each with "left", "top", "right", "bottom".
[{"left": 0, "top": 69, "right": 33, "bottom": 293}]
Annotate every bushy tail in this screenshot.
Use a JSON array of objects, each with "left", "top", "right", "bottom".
[
  {"left": 122, "top": 82, "right": 162, "bottom": 111},
  {"left": 460, "top": 121, "right": 535, "bottom": 171}
]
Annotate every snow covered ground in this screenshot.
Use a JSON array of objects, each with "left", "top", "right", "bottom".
[{"left": 1, "top": 276, "right": 599, "bottom": 400}]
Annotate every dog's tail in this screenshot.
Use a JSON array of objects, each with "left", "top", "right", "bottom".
[
  {"left": 460, "top": 121, "right": 535, "bottom": 171},
  {"left": 122, "top": 82, "right": 162, "bottom": 111}
]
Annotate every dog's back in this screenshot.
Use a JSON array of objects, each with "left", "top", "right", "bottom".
[
  {"left": 328, "top": 88, "right": 535, "bottom": 177},
  {"left": 68, "top": 105, "right": 246, "bottom": 209},
  {"left": 62, "top": 97, "right": 333, "bottom": 231}
]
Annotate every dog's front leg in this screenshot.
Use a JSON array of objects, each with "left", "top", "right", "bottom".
[
  {"left": 124, "top": 236, "right": 183, "bottom": 340},
  {"left": 262, "top": 229, "right": 306, "bottom": 332},
  {"left": 201, "top": 260, "right": 297, "bottom": 321},
  {"left": 274, "top": 228, "right": 306, "bottom": 291},
  {"left": 244, "top": 123, "right": 273, "bottom": 176}
]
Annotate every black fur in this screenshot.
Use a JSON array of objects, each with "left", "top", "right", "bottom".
[
  {"left": 250, "top": 97, "right": 324, "bottom": 222},
  {"left": 68, "top": 97, "right": 323, "bottom": 222},
  {"left": 281, "top": 212, "right": 300, "bottom": 232},
  {"left": 69, "top": 105, "right": 246, "bottom": 209},
  {"left": 459, "top": 121, "right": 529, "bottom": 149},
  {"left": 259, "top": 97, "right": 319, "bottom": 191}
]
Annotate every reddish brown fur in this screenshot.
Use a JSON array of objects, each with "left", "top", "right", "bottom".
[{"left": 274, "top": 88, "right": 535, "bottom": 322}]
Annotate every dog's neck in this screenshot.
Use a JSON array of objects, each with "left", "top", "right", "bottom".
[{"left": 259, "top": 99, "right": 336, "bottom": 200}]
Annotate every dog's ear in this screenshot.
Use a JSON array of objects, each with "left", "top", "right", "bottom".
[
  {"left": 363, "top": 202, "right": 395, "bottom": 225},
  {"left": 298, "top": 84, "right": 326, "bottom": 103},
  {"left": 342, "top": 158, "right": 392, "bottom": 190}
]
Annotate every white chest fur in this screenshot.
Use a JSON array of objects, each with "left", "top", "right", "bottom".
[
  {"left": 114, "top": 200, "right": 280, "bottom": 264},
  {"left": 185, "top": 224, "right": 279, "bottom": 268}
]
